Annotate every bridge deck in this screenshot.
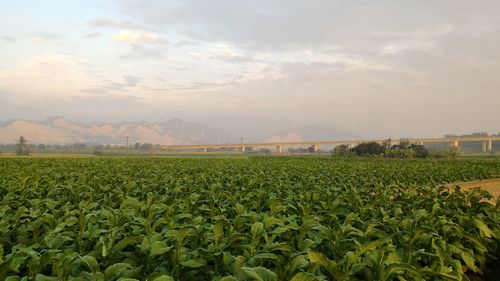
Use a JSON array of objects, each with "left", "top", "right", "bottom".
[{"left": 161, "top": 137, "right": 500, "bottom": 150}]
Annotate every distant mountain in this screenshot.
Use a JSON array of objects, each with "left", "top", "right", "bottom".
[
  {"left": 0, "top": 116, "right": 234, "bottom": 145},
  {"left": 0, "top": 117, "right": 360, "bottom": 145},
  {"left": 264, "top": 124, "right": 358, "bottom": 143}
]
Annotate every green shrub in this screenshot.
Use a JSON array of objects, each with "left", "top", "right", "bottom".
[
  {"left": 384, "top": 147, "right": 416, "bottom": 158},
  {"left": 352, "top": 142, "right": 385, "bottom": 156},
  {"left": 409, "top": 144, "right": 430, "bottom": 158},
  {"left": 445, "top": 147, "right": 461, "bottom": 158},
  {"left": 331, "top": 144, "right": 355, "bottom": 157}
]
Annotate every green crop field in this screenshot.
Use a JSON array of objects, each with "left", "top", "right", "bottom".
[{"left": 0, "top": 157, "right": 499, "bottom": 280}]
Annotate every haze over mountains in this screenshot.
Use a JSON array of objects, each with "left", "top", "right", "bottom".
[{"left": 0, "top": 117, "right": 359, "bottom": 145}]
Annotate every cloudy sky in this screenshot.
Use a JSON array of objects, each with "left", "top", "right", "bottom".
[{"left": 1, "top": 0, "right": 499, "bottom": 137}]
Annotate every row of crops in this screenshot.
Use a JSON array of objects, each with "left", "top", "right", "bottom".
[{"left": 0, "top": 157, "right": 499, "bottom": 280}]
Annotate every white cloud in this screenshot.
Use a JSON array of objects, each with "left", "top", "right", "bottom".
[
  {"left": 112, "top": 30, "right": 165, "bottom": 44},
  {"left": 189, "top": 43, "right": 249, "bottom": 63},
  {"left": 88, "top": 17, "right": 150, "bottom": 30},
  {"left": 0, "top": 55, "right": 144, "bottom": 100},
  {"left": 0, "top": 55, "right": 101, "bottom": 99}
]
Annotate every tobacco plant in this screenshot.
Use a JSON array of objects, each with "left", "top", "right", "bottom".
[{"left": 0, "top": 157, "right": 499, "bottom": 280}]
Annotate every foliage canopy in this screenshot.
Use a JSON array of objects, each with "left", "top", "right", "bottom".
[{"left": 0, "top": 157, "right": 499, "bottom": 280}]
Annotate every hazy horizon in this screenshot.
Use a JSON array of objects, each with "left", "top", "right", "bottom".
[{"left": 1, "top": 1, "right": 500, "bottom": 138}]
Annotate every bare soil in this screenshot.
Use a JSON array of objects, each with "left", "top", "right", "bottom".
[
  {"left": 445, "top": 178, "right": 500, "bottom": 204},
  {"left": 445, "top": 179, "right": 500, "bottom": 280}
]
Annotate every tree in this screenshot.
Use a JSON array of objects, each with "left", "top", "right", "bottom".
[
  {"left": 260, "top": 148, "right": 271, "bottom": 154},
  {"left": 352, "top": 142, "right": 385, "bottom": 156},
  {"left": 468, "top": 132, "right": 489, "bottom": 137},
  {"left": 76, "top": 143, "right": 86, "bottom": 150},
  {"left": 381, "top": 139, "right": 392, "bottom": 149},
  {"left": 399, "top": 138, "right": 410, "bottom": 149},
  {"left": 409, "top": 144, "right": 429, "bottom": 158},
  {"left": 93, "top": 147, "right": 102, "bottom": 156},
  {"left": 16, "top": 136, "right": 31, "bottom": 156},
  {"left": 331, "top": 144, "right": 354, "bottom": 157},
  {"left": 141, "top": 143, "right": 153, "bottom": 150}
]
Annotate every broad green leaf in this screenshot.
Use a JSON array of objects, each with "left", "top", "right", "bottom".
[
  {"left": 113, "top": 236, "right": 140, "bottom": 253},
  {"left": 235, "top": 203, "right": 245, "bottom": 214},
  {"left": 384, "top": 252, "right": 401, "bottom": 265},
  {"left": 288, "top": 255, "right": 309, "bottom": 272},
  {"left": 307, "top": 251, "right": 330, "bottom": 268},
  {"left": 263, "top": 216, "right": 283, "bottom": 229},
  {"left": 450, "top": 244, "right": 479, "bottom": 273},
  {"left": 214, "top": 221, "right": 224, "bottom": 245},
  {"left": 290, "top": 272, "right": 323, "bottom": 281},
  {"left": 464, "top": 234, "right": 487, "bottom": 253},
  {"left": 9, "top": 254, "right": 28, "bottom": 272},
  {"left": 80, "top": 255, "right": 99, "bottom": 272},
  {"left": 104, "top": 263, "right": 131, "bottom": 280},
  {"left": 461, "top": 251, "right": 478, "bottom": 273},
  {"left": 251, "top": 222, "right": 264, "bottom": 238},
  {"left": 473, "top": 219, "right": 493, "bottom": 238},
  {"left": 241, "top": 267, "right": 277, "bottom": 281},
  {"left": 420, "top": 267, "right": 460, "bottom": 280},
  {"left": 150, "top": 241, "right": 172, "bottom": 257},
  {"left": 180, "top": 258, "right": 206, "bottom": 268},
  {"left": 269, "top": 243, "right": 294, "bottom": 253},
  {"left": 223, "top": 251, "right": 234, "bottom": 267},
  {"left": 381, "top": 263, "right": 422, "bottom": 280},
  {"left": 35, "top": 274, "right": 59, "bottom": 281},
  {"left": 248, "top": 253, "right": 280, "bottom": 264},
  {"left": 0, "top": 220, "right": 9, "bottom": 233},
  {"left": 100, "top": 236, "right": 108, "bottom": 257},
  {"left": 233, "top": 255, "right": 247, "bottom": 273},
  {"left": 151, "top": 276, "right": 174, "bottom": 281}
]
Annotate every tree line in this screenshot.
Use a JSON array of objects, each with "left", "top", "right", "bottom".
[{"left": 331, "top": 139, "right": 461, "bottom": 158}]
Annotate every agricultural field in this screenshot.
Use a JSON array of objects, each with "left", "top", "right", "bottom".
[{"left": 0, "top": 157, "right": 499, "bottom": 280}]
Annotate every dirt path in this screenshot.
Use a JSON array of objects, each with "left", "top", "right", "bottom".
[
  {"left": 445, "top": 178, "right": 500, "bottom": 203},
  {"left": 446, "top": 179, "right": 500, "bottom": 280}
]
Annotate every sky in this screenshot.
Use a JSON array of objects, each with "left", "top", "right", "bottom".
[{"left": 1, "top": 0, "right": 499, "bottom": 138}]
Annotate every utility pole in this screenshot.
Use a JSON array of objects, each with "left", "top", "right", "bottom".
[{"left": 125, "top": 136, "right": 129, "bottom": 155}]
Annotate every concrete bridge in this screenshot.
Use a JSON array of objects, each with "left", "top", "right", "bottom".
[{"left": 161, "top": 137, "right": 500, "bottom": 153}]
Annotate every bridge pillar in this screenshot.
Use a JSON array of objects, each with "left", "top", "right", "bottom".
[
  {"left": 203, "top": 147, "right": 207, "bottom": 152},
  {"left": 312, "top": 144, "right": 320, "bottom": 152},
  {"left": 241, "top": 146, "right": 245, "bottom": 153},
  {"left": 487, "top": 139, "right": 492, "bottom": 152},
  {"left": 276, "top": 145, "right": 282, "bottom": 154}
]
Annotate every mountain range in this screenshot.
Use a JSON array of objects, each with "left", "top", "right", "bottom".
[{"left": 0, "top": 116, "right": 358, "bottom": 145}]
